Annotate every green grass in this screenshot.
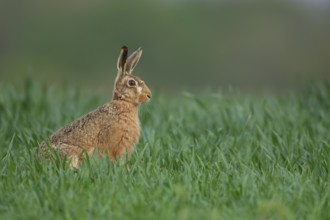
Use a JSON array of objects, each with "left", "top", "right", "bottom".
[{"left": 0, "top": 80, "right": 329, "bottom": 220}]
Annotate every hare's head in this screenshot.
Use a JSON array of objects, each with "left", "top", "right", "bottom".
[{"left": 113, "top": 46, "right": 152, "bottom": 105}]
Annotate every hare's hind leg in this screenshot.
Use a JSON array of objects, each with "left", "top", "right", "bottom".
[
  {"left": 54, "top": 143, "right": 90, "bottom": 169},
  {"left": 39, "top": 142, "right": 93, "bottom": 168}
]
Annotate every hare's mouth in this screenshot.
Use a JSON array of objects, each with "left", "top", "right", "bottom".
[
  {"left": 138, "top": 93, "right": 151, "bottom": 103},
  {"left": 145, "top": 93, "right": 152, "bottom": 102}
]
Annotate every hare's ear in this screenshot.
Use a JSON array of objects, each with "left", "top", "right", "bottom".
[
  {"left": 125, "top": 47, "right": 143, "bottom": 74},
  {"left": 117, "top": 46, "right": 128, "bottom": 73}
]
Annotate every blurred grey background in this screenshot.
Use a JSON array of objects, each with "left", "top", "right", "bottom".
[{"left": 1, "top": 0, "right": 329, "bottom": 91}]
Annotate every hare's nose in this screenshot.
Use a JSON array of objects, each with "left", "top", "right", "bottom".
[{"left": 147, "top": 94, "right": 151, "bottom": 99}]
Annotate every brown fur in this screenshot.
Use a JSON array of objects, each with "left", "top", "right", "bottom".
[{"left": 39, "top": 46, "right": 151, "bottom": 168}]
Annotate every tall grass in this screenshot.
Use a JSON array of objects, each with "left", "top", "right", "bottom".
[{"left": 0, "top": 80, "right": 329, "bottom": 219}]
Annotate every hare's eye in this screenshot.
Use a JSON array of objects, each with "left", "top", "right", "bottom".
[{"left": 128, "top": 80, "right": 136, "bottom": 87}]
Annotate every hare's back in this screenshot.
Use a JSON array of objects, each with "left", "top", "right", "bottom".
[{"left": 50, "top": 103, "right": 115, "bottom": 148}]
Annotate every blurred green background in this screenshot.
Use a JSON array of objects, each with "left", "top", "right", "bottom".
[{"left": 1, "top": 0, "right": 329, "bottom": 92}]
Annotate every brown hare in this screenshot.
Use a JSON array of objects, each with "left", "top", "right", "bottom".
[{"left": 39, "top": 46, "right": 152, "bottom": 168}]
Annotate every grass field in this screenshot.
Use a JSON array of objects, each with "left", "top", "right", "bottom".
[{"left": 0, "top": 80, "right": 329, "bottom": 220}]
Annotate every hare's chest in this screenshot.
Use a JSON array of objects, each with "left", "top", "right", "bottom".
[
  {"left": 98, "top": 113, "right": 140, "bottom": 146},
  {"left": 101, "top": 115, "right": 140, "bottom": 159},
  {"left": 117, "top": 114, "right": 140, "bottom": 145}
]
